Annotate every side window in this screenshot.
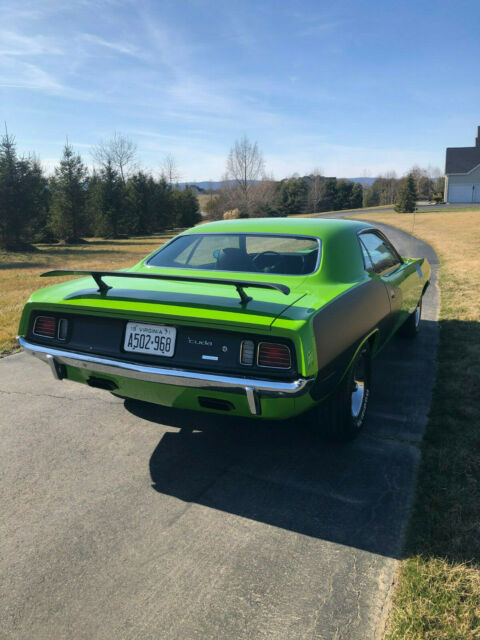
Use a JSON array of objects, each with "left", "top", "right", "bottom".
[
  {"left": 359, "top": 239, "right": 374, "bottom": 272},
  {"left": 359, "top": 232, "right": 401, "bottom": 274}
]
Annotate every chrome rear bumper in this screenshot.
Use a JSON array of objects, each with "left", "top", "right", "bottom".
[{"left": 18, "top": 337, "right": 314, "bottom": 415}]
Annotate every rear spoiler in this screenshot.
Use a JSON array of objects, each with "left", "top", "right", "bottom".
[{"left": 41, "top": 270, "right": 290, "bottom": 304}]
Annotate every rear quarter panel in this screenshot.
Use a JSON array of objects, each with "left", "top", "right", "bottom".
[
  {"left": 400, "top": 257, "right": 431, "bottom": 314},
  {"left": 383, "top": 256, "right": 431, "bottom": 338},
  {"left": 271, "top": 277, "right": 392, "bottom": 400},
  {"left": 308, "top": 279, "right": 392, "bottom": 400}
]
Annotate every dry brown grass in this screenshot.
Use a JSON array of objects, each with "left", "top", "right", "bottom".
[
  {"left": 350, "top": 210, "right": 480, "bottom": 639},
  {"left": 197, "top": 193, "right": 219, "bottom": 211},
  {"left": 288, "top": 203, "right": 396, "bottom": 218},
  {"left": 350, "top": 210, "right": 480, "bottom": 323},
  {"left": 0, "top": 234, "right": 174, "bottom": 356}
]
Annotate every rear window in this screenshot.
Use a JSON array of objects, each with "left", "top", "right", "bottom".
[{"left": 147, "top": 233, "right": 320, "bottom": 275}]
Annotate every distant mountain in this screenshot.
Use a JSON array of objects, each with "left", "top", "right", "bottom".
[
  {"left": 178, "top": 177, "right": 376, "bottom": 191},
  {"left": 178, "top": 180, "right": 262, "bottom": 191},
  {"left": 345, "top": 177, "right": 376, "bottom": 186},
  {"left": 178, "top": 181, "right": 222, "bottom": 191}
]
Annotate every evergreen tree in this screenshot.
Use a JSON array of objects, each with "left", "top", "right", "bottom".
[
  {"left": 319, "top": 178, "right": 337, "bottom": 211},
  {"left": 0, "top": 131, "right": 47, "bottom": 249},
  {"left": 49, "top": 143, "right": 88, "bottom": 242},
  {"left": 363, "top": 184, "right": 379, "bottom": 207},
  {"left": 395, "top": 174, "right": 417, "bottom": 213},
  {"left": 172, "top": 187, "right": 201, "bottom": 227},
  {"left": 28, "top": 157, "right": 52, "bottom": 242},
  {"left": 153, "top": 176, "right": 174, "bottom": 230},
  {"left": 93, "top": 161, "right": 126, "bottom": 237},
  {"left": 279, "top": 178, "right": 308, "bottom": 215},
  {"left": 349, "top": 182, "right": 363, "bottom": 208},
  {"left": 127, "top": 171, "right": 153, "bottom": 234},
  {"left": 335, "top": 180, "right": 353, "bottom": 210},
  {"left": 84, "top": 173, "right": 101, "bottom": 237}
]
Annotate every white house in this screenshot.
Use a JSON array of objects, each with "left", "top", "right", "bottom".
[{"left": 445, "top": 126, "right": 480, "bottom": 203}]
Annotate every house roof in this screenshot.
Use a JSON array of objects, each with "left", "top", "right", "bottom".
[{"left": 445, "top": 146, "right": 480, "bottom": 174}]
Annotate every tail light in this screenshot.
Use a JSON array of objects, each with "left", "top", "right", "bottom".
[
  {"left": 33, "top": 316, "right": 69, "bottom": 340},
  {"left": 257, "top": 342, "right": 291, "bottom": 369},
  {"left": 33, "top": 316, "right": 57, "bottom": 338}
]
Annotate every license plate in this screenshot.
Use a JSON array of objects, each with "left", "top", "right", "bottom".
[{"left": 124, "top": 322, "right": 176, "bottom": 357}]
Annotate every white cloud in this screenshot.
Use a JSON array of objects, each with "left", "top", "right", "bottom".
[
  {"left": 0, "top": 56, "right": 94, "bottom": 101},
  {"left": 0, "top": 30, "right": 63, "bottom": 56},
  {"left": 0, "top": 58, "right": 63, "bottom": 91},
  {"left": 140, "top": 14, "right": 199, "bottom": 75},
  {"left": 78, "top": 33, "right": 142, "bottom": 57}
]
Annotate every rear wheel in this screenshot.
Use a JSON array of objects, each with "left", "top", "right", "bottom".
[
  {"left": 398, "top": 297, "right": 422, "bottom": 338},
  {"left": 311, "top": 344, "right": 371, "bottom": 442}
]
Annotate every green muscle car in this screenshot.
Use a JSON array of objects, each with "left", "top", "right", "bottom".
[{"left": 18, "top": 218, "right": 430, "bottom": 440}]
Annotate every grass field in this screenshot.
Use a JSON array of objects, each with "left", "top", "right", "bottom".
[
  {"left": 197, "top": 193, "right": 218, "bottom": 212},
  {"left": 349, "top": 210, "right": 480, "bottom": 639},
  {"left": 0, "top": 233, "right": 174, "bottom": 357}
]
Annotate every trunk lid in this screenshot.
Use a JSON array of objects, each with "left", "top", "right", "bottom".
[{"left": 27, "top": 271, "right": 308, "bottom": 331}]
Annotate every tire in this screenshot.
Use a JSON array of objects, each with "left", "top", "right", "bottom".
[
  {"left": 311, "top": 344, "right": 371, "bottom": 442},
  {"left": 398, "top": 297, "right": 422, "bottom": 338}
]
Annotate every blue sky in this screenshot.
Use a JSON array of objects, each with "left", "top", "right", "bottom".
[{"left": 2, "top": 0, "right": 480, "bottom": 180}]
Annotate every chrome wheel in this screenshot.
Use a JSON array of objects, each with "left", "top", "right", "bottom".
[
  {"left": 351, "top": 354, "right": 367, "bottom": 419},
  {"left": 312, "top": 345, "right": 371, "bottom": 442},
  {"left": 399, "top": 296, "right": 423, "bottom": 338},
  {"left": 414, "top": 302, "right": 421, "bottom": 328}
]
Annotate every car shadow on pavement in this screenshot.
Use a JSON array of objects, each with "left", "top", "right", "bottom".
[{"left": 124, "top": 321, "right": 439, "bottom": 560}]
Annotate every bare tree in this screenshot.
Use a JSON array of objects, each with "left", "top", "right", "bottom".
[
  {"left": 307, "top": 168, "right": 324, "bottom": 213},
  {"left": 249, "top": 174, "right": 278, "bottom": 217},
  {"left": 428, "top": 165, "right": 443, "bottom": 180},
  {"left": 382, "top": 170, "right": 398, "bottom": 204},
  {"left": 218, "top": 172, "right": 238, "bottom": 212},
  {"left": 161, "top": 153, "right": 180, "bottom": 186},
  {"left": 92, "top": 131, "right": 137, "bottom": 183},
  {"left": 225, "top": 135, "right": 265, "bottom": 215}
]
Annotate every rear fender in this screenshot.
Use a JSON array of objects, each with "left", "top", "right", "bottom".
[
  {"left": 337, "top": 329, "right": 377, "bottom": 385},
  {"left": 309, "top": 329, "right": 379, "bottom": 402}
]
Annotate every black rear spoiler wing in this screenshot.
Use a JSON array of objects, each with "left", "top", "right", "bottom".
[{"left": 41, "top": 270, "right": 290, "bottom": 304}]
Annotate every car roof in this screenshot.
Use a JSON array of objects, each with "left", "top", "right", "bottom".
[
  {"left": 174, "top": 217, "right": 380, "bottom": 283},
  {"left": 184, "top": 216, "right": 374, "bottom": 239}
]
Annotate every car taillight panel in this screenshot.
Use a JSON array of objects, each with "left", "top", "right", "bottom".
[
  {"left": 33, "top": 316, "right": 69, "bottom": 340},
  {"left": 240, "top": 339, "right": 255, "bottom": 365},
  {"left": 33, "top": 316, "right": 57, "bottom": 338},
  {"left": 257, "top": 342, "right": 292, "bottom": 369}
]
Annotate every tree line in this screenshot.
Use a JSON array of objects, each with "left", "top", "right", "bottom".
[
  {"left": 206, "top": 174, "right": 364, "bottom": 219},
  {"left": 0, "top": 130, "right": 444, "bottom": 250},
  {"left": 363, "top": 167, "right": 444, "bottom": 208},
  {"left": 204, "top": 136, "right": 364, "bottom": 219},
  {"left": 0, "top": 131, "right": 200, "bottom": 250},
  {"left": 204, "top": 136, "right": 443, "bottom": 219}
]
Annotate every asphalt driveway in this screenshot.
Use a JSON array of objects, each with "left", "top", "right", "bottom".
[{"left": 0, "top": 225, "right": 439, "bottom": 640}]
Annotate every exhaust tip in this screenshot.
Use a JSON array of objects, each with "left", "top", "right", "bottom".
[
  {"left": 198, "top": 396, "right": 234, "bottom": 411},
  {"left": 87, "top": 376, "right": 118, "bottom": 391}
]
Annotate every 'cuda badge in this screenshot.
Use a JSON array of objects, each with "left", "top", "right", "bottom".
[{"left": 187, "top": 337, "right": 213, "bottom": 347}]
